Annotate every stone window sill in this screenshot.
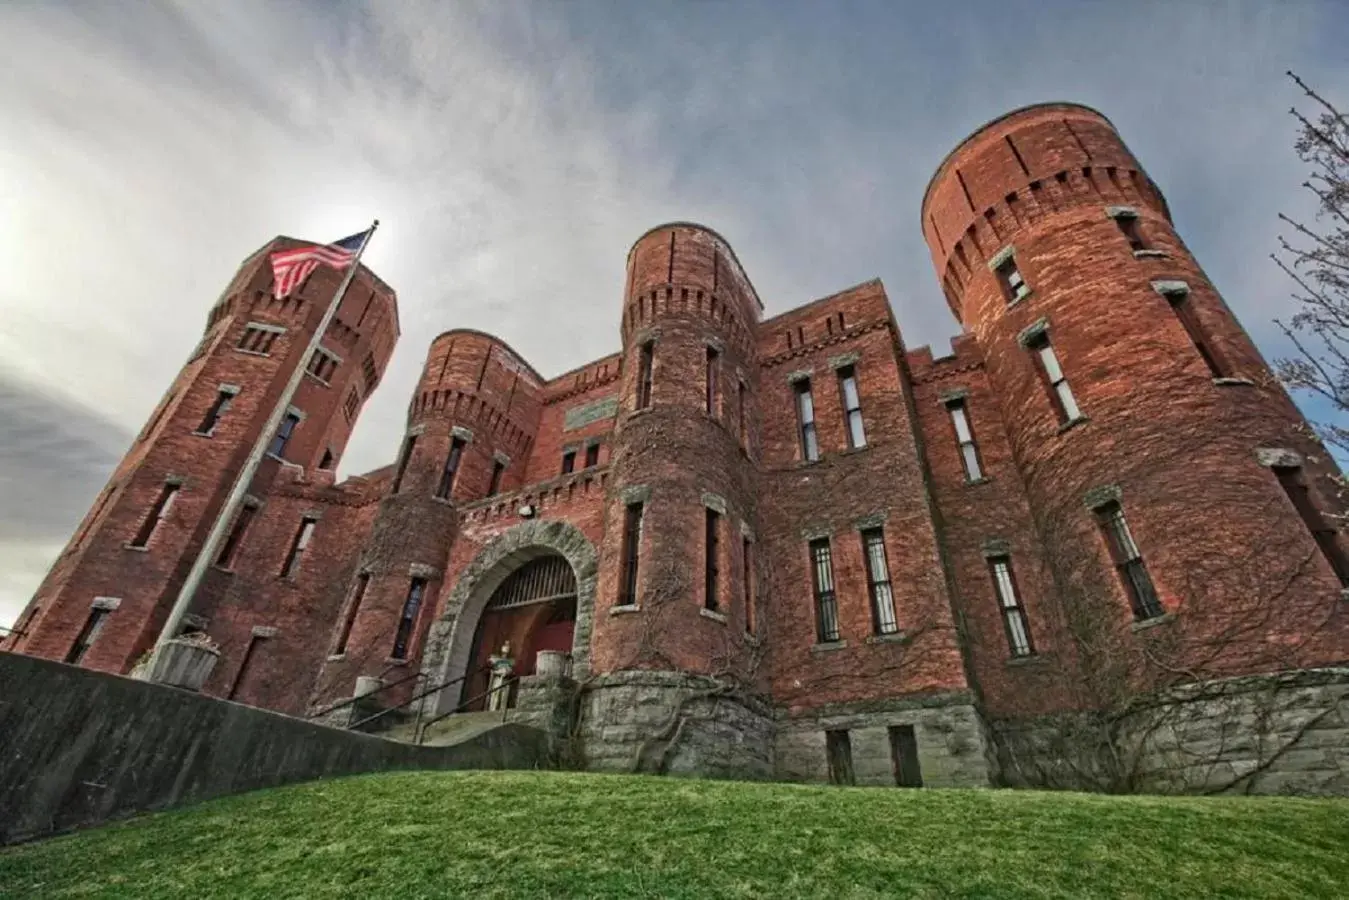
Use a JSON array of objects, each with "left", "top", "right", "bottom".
[
  {"left": 699, "top": 607, "right": 728, "bottom": 624},
  {"left": 326, "top": 653, "right": 346, "bottom": 662},
  {"left": 122, "top": 543, "right": 149, "bottom": 553},
  {"left": 303, "top": 372, "right": 332, "bottom": 388},
  {"left": 1006, "top": 289, "right": 1034, "bottom": 309},
  {"left": 743, "top": 631, "right": 760, "bottom": 646},
  {"left": 840, "top": 445, "right": 871, "bottom": 457},
  {"left": 625, "top": 407, "right": 654, "bottom": 422},
  {"left": 865, "top": 631, "right": 907, "bottom": 645},
  {"left": 235, "top": 348, "right": 272, "bottom": 358},
  {"left": 1006, "top": 654, "right": 1046, "bottom": 668},
  {"left": 1131, "top": 612, "right": 1177, "bottom": 632},
  {"left": 211, "top": 565, "right": 235, "bottom": 574},
  {"left": 810, "top": 640, "right": 848, "bottom": 654},
  {"left": 609, "top": 604, "right": 641, "bottom": 617},
  {"left": 965, "top": 476, "right": 993, "bottom": 487},
  {"left": 1057, "top": 416, "right": 1090, "bottom": 435},
  {"left": 384, "top": 657, "right": 410, "bottom": 667},
  {"left": 1132, "top": 249, "right": 1168, "bottom": 260},
  {"left": 191, "top": 430, "right": 216, "bottom": 439},
  {"left": 1213, "top": 377, "right": 1254, "bottom": 387},
  {"left": 431, "top": 496, "right": 454, "bottom": 506}
]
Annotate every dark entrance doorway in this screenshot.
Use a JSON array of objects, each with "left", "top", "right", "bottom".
[{"left": 461, "top": 554, "right": 577, "bottom": 710}]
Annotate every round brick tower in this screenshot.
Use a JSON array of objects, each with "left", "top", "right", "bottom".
[
  {"left": 312, "top": 329, "right": 543, "bottom": 706},
  {"left": 921, "top": 103, "right": 1348, "bottom": 677},
  {"left": 590, "top": 223, "right": 763, "bottom": 678}
]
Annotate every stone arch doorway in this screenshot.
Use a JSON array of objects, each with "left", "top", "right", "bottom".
[{"left": 419, "top": 519, "right": 598, "bottom": 716}]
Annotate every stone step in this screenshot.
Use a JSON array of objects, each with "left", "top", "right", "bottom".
[{"left": 383, "top": 710, "right": 509, "bottom": 746}]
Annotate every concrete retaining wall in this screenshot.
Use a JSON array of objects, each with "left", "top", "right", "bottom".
[{"left": 0, "top": 651, "right": 550, "bottom": 845}]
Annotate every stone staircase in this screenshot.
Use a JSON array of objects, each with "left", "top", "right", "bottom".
[{"left": 383, "top": 710, "right": 510, "bottom": 747}]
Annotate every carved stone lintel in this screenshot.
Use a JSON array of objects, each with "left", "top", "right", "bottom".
[
  {"left": 854, "top": 512, "right": 888, "bottom": 530},
  {"left": 987, "top": 245, "right": 1016, "bottom": 271},
  {"left": 801, "top": 524, "right": 832, "bottom": 541},
  {"left": 621, "top": 485, "right": 651, "bottom": 505},
  {"left": 1255, "top": 447, "right": 1303, "bottom": 469},
  {"left": 409, "top": 562, "right": 442, "bottom": 579},
  {"left": 701, "top": 492, "right": 728, "bottom": 515},
  {"left": 938, "top": 387, "right": 970, "bottom": 405},
  {"left": 981, "top": 538, "right": 1011, "bottom": 558},
  {"left": 251, "top": 625, "right": 279, "bottom": 638},
  {"left": 786, "top": 369, "right": 814, "bottom": 384},
  {"left": 1083, "top": 484, "right": 1122, "bottom": 510},
  {"left": 1105, "top": 205, "right": 1138, "bottom": 219},
  {"left": 1017, "top": 318, "right": 1050, "bottom": 348},
  {"left": 451, "top": 425, "right": 475, "bottom": 442},
  {"left": 1151, "top": 279, "right": 1190, "bottom": 297},
  {"left": 828, "top": 351, "right": 861, "bottom": 370}
]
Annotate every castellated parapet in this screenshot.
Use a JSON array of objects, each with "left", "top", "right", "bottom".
[{"left": 8, "top": 105, "right": 1349, "bottom": 794}]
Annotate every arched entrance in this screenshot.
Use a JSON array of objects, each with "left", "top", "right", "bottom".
[
  {"left": 461, "top": 554, "right": 577, "bottom": 709},
  {"left": 418, "top": 519, "right": 598, "bottom": 716}
]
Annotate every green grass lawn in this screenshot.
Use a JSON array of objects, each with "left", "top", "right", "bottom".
[{"left": 2, "top": 771, "right": 1346, "bottom": 899}]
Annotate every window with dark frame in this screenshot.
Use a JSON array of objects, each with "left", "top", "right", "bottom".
[
  {"left": 64, "top": 606, "right": 111, "bottom": 665},
  {"left": 129, "top": 482, "right": 179, "bottom": 548},
  {"left": 215, "top": 502, "right": 257, "bottom": 569},
  {"left": 435, "top": 437, "right": 466, "bottom": 500},
  {"left": 988, "top": 555, "right": 1034, "bottom": 657},
  {"left": 743, "top": 536, "right": 755, "bottom": 635},
  {"left": 810, "top": 538, "right": 840, "bottom": 643},
  {"left": 795, "top": 379, "right": 820, "bottom": 462},
  {"left": 1026, "top": 334, "right": 1081, "bottom": 423},
  {"left": 280, "top": 517, "right": 317, "bottom": 579},
  {"left": 487, "top": 459, "right": 505, "bottom": 497},
  {"left": 1095, "top": 501, "right": 1163, "bottom": 620},
  {"left": 391, "top": 577, "right": 427, "bottom": 660},
  {"left": 996, "top": 258, "right": 1031, "bottom": 303},
  {"left": 619, "top": 502, "right": 643, "bottom": 606},
  {"left": 237, "top": 324, "right": 281, "bottom": 355},
  {"left": 1162, "top": 288, "right": 1227, "bottom": 379},
  {"left": 196, "top": 388, "right": 236, "bottom": 436},
  {"left": 268, "top": 411, "right": 301, "bottom": 458},
  {"left": 333, "top": 572, "right": 370, "bottom": 656},
  {"left": 1274, "top": 466, "right": 1349, "bottom": 586},
  {"left": 706, "top": 346, "right": 720, "bottom": 416},
  {"left": 947, "top": 399, "right": 983, "bottom": 481},
  {"left": 636, "top": 341, "right": 654, "bottom": 410},
  {"left": 391, "top": 433, "right": 418, "bottom": 494},
  {"left": 561, "top": 450, "right": 576, "bottom": 475},
  {"left": 584, "top": 443, "right": 600, "bottom": 468},
  {"left": 861, "top": 528, "right": 899, "bottom": 635},
  {"left": 305, "top": 348, "right": 339, "bottom": 383},
  {"left": 705, "top": 508, "right": 721, "bottom": 611},
  {"left": 838, "top": 366, "right": 867, "bottom": 449},
  {"left": 1115, "top": 212, "right": 1148, "bottom": 252}
]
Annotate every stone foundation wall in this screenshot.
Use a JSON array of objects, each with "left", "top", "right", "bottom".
[
  {"left": 575, "top": 671, "right": 775, "bottom": 779},
  {"left": 776, "top": 692, "right": 991, "bottom": 788}
]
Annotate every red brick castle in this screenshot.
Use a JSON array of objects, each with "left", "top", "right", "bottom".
[{"left": 8, "top": 104, "right": 1348, "bottom": 792}]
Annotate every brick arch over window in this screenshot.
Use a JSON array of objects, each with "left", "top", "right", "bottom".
[{"left": 419, "top": 519, "right": 598, "bottom": 714}]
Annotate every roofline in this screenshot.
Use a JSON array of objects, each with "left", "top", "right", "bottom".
[
  {"left": 919, "top": 102, "right": 1117, "bottom": 220},
  {"left": 625, "top": 221, "right": 765, "bottom": 311},
  {"left": 427, "top": 328, "right": 549, "bottom": 384},
  {"left": 759, "top": 278, "right": 885, "bottom": 326}
]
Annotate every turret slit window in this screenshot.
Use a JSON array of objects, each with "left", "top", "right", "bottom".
[
  {"left": 838, "top": 366, "right": 867, "bottom": 449},
  {"left": 1274, "top": 466, "right": 1349, "bottom": 585},
  {"left": 705, "top": 508, "right": 721, "bottom": 611},
  {"left": 305, "top": 347, "right": 340, "bottom": 383},
  {"left": 862, "top": 528, "right": 898, "bottom": 635},
  {"left": 619, "top": 502, "right": 643, "bottom": 607},
  {"left": 706, "top": 347, "right": 720, "bottom": 416},
  {"left": 1161, "top": 288, "right": 1227, "bottom": 379},
  {"left": 996, "top": 258, "right": 1031, "bottom": 303},
  {"left": 64, "top": 606, "right": 111, "bottom": 665},
  {"left": 195, "top": 387, "right": 237, "bottom": 436},
  {"left": 268, "top": 411, "right": 301, "bottom": 459},
  {"left": 1027, "top": 336, "right": 1081, "bottom": 423},
  {"left": 1095, "top": 501, "right": 1162, "bottom": 620},
  {"left": 238, "top": 323, "right": 283, "bottom": 355},
  {"left": 333, "top": 572, "right": 370, "bottom": 656},
  {"left": 989, "top": 556, "right": 1034, "bottom": 657},
  {"left": 947, "top": 399, "right": 983, "bottom": 481},
  {"left": 487, "top": 459, "right": 505, "bottom": 497},
  {"left": 280, "top": 517, "right": 317, "bottom": 579},
  {"left": 435, "top": 437, "right": 465, "bottom": 500},
  {"left": 810, "top": 538, "right": 840, "bottom": 643},
  {"left": 343, "top": 389, "right": 360, "bottom": 423},
  {"left": 1115, "top": 212, "right": 1148, "bottom": 252},
  {"left": 584, "top": 443, "right": 600, "bottom": 468},
  {"left": 215, "top": 502, "right": 257, "bottom": 569},
  {"left": 636, "top": 341, "right": 654, "bottom": 410},
  {"left": 737, "top": 381, "right": 747, "bottom": 448},
  {"left": 129, "top": 482, "right": 179, "bottom": 548},
  {"left": 392, "top": 577, "right": 426, "bottom": 660},
  {"left": 561, "top": 450, "right": 576, "bottom": 475},
  {"left": 795, "top": 380, "right": 820, "bottom": 462},
  {"left": 391, "top": 433, "right": 418, "bottom": 494},
  {"left": 743, "top": 536, "right": 756, "bottom": 634}
]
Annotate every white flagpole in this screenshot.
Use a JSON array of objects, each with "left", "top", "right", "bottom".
[{"left": 151, "top": 220, "right": 380, "bottom": 661}]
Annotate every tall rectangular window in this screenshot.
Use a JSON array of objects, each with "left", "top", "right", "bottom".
[
  {"left": 333, "top": 572, "right": 370, "bottom": 656},
  {"left": 795, "top": 380, "right": 820, "bottom": 462},
  {"left": 862, "top": 528, "right": 898, "bottom": 635},
  {"left": 343, "top": 389, "right": 360, "bottom": 423},
  {"left": 947, "top": 400, "right": 983, "bottom": 481},
  {"left": 227, "top": 635, "right": 265, "bottom": 701},
  {"left": 636, "top": 341, "right": 654, "bottom": 410},
  {"left": 215, "top": 502, "right": 257, "bottom": 568},
  {"left": 435, "top": 437, "right": 466, "bottom": 500},
  {"left": 704, "top": 508, "right": 721, "bottom": 611},
  {"left": 237, "top": 323, "right": 282, "bottom": 354},
  {"left": 561, "top": 450, "right": 576, "bottom": 475},
  {"left": 989, "top": 556, "right": 1034, "bottom": 657},
  {"left": 888, "top": 725, "right": 924, "bottom": 788},
  {"left": 195, "top": 387, "right": 236, "bottom": 436},
  {"left": 584, "top": 443, "right": 600, "bottom": 468},
  {"left": 706, "top": 347, "right": 720, "bottom": 416},
  {"left": 996, "top": 258, "right": 1031, "bottom": 303},
  {"left": 1095, "top": 501, "right": 1163, "bottom": 620},
  {"left": 487, "top": 460, "right": 505, "bottom": 497},
  {"left": 1162, "top": 289, "right": 1227, "bottom": 379},
  {"left": 743, "top": 537, "right": 755, "bottom": 635},
  {"left": 1115, "top": 213, "right": 1148, "bottom": 252},
  {"left": 737, "top": 381, "right": 747, "bottom": 448},
  {"left": 392, "top": 578, "right": 426, "bottom": 659},
  {"left": 1275, "top": 466, "right": 1349, "bottom": 586},
  {"left": 838, "top": 366, "right": 867, "bottom": 449},
  {"left": 619, "top": 502, "right": 643, "bottom": 606},
  {"left": 391, "top": 433, "right": 418, "bottom": 494},
  {"left": 64, "top": 607, "right": 111, "bottom": 665},
  {"left": 129, "top": 482, "right": 179, "bottom": 548},
  {"left": 306, "top": 347, "right": 339, "bottom": 382},
  {"left": 268, "top": 411, "right": 301, "bottom": 458},
  {"left": 825, "top": 730, "right": 856, "bottom": 786},
  {"left": 810, "top": 538, "right": 840, "bottom": 643},
  {"left": 280, "top": 517, "right": 317, "bottom": 579},
  {"left": 1027, "top": 336, "right": 1081, "bottom": 423}
]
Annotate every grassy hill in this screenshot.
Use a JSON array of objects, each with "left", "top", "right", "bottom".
[{"left": 2, "top": 771, "right": 1346, "bottom": 898}]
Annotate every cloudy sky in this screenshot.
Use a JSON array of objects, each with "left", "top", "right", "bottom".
[{"left": 2, "top": 0, "right": 1347, "bottom": 628}]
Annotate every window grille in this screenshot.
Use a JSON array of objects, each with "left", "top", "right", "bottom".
[{"left": 487, "top": 556, "right": 577, "bottom": 611}]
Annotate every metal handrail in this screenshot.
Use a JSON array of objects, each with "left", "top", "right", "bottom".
[
  {"left": 306, "top": 666, "right": 426, "bottom": 720},
  {"left": 346, "top": 664, "right": 489, "bottom": 732},
  {"left": 415, "top": 675, "right": 518, "bottom": 744}
]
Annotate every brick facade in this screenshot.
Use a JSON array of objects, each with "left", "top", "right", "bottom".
[{"left": 7, "top": 103, "right": 1348, "bottom": 787}]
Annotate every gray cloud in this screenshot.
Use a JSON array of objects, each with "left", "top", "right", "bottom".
[{"left": 1, "top": 0, "right": 1346, "bottom": 625}]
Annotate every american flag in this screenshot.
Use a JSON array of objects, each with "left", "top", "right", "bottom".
[{"left": 268, "top": 230, "right": 370, "bottom": 299}]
